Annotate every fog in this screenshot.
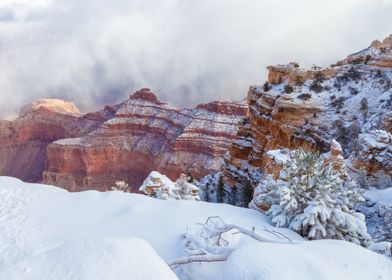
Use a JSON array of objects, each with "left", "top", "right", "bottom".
[{"left": 0, "top": 0, "right": 391, "bottom": 117}]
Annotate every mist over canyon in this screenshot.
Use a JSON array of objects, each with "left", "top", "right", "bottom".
[{"left": 1, "top": 0, "right": 392, "bottom": 118}]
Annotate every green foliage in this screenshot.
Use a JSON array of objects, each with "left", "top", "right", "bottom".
[
  {"left": 263, "top": 81, "right": 270, "bottom": 92},
  {"left": 284, "top": 84, "right": 294, "bottom": 94},
  {"left": 254, "top": 150, "right": 371, "bottom": 246},
  {"left": 298, "top": 93, "right": 312, "bottom": 101}
]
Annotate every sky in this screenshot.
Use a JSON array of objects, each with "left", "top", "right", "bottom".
[{"left": 0, "top": 0, "right": 391, "bottom": 118}]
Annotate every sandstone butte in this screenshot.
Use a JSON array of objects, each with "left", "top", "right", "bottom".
[
  {"left": 219, "top": 34, "right": 392, "bottom": 207},
  {"left": 0, "top": 89, "right": 247, "bottom": 191}
]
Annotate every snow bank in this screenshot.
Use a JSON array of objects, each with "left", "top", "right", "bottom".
[
  {"left": 365, "top": 188, "right": 392, "bottom": 205},
  {"left": 0, "top": 176, "right": 283, "bottom": 274},
  {"left": 220, "top": 240, "right": 392, "bottom": 280},
  {"left": 0, "top": 176, "right": 391, "bottom": 280},
  {"left": 0, "top": 237, "right": 178, "bottom": 280}
]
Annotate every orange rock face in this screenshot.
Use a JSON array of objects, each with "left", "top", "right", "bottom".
[
  {"left": 220, "top": 87, "right": 327, "bottom": 206},
  {"left": 42, "top": 89, "right": 247, "bottom": 191},
  {"left": 0, "top": 100, "right": 113, "bottom": 182},
  {"left": 267, "top": 63, "right": 336, "bottom": 86},
  {"left": 221, "top": 34, "right": 392, "bottom": 206}
]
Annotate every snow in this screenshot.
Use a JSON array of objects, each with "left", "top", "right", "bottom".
[
  {"left": 0, "top": 176, "right": 284, "bottom": 279},
  {"left": 267, "top": 149, "right": 291, "bottom": 164},
  {"left": 0, "top": 176, "right": 391, "bottom": 280},
  {"left": 220, "top": 240, "right": 392, "bottom": 280},
  {"left": 0, "top": 237, "right": 177, "bottom": 280},
  {"left": 369, "top": 242, "right": 392, "bottom": 258},
  {"left": 139, "top": 170, "right": 175, "bottom": 190},
  {"left": 365, "top": 188, "right": 392, "bottom": 205}
]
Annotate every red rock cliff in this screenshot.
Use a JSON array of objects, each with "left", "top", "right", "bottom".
[{"left": 42, "top": 89, "right": 247, "bottom": 191}]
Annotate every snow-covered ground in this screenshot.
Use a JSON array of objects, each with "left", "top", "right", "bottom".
[{"left": 0, "top": 177, "right": 391, "bottom": 280}]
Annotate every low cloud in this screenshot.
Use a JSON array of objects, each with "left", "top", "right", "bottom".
[{"left": 0, "top": 0, "right": 391, "bottom": 117}]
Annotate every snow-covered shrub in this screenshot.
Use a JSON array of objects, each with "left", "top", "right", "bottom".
[
  {"left": 139, "top": 171, "right": 200, "bottom": 201},
  {"left": 110, "top": 180, "right": 130, "bottom": 192},
  {"left": 174, "top": 174, "right": 200, "bottom": 201},
  {"left": 253, "top": 150, "right": 371, "bottom": 246}
]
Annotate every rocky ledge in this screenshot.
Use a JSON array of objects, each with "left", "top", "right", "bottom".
[{"left": 220, "top": 34, "right": 392, "bottom": 206}]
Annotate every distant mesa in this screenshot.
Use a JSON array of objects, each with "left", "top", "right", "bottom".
[{"left": 19, "top": 99, "right": 81, "bottom": 118}]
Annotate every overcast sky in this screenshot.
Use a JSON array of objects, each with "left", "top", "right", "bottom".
[{"left": 0, "top": 0, "right": 391, "bottom": 117}]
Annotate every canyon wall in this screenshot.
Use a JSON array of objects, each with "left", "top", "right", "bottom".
[
  {"left": 221, "top": 34, "right": 392, "bottom": 206},
  {"left": 0, "top": 99, "right": 115, "bottom": 183},
  {"left": 42, "top": 89, "right": 247, "bottom": 191}
]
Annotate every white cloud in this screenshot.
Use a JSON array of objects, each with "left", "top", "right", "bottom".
[{"left": 0, "top": 0, "right": 391, "bottom": 116}]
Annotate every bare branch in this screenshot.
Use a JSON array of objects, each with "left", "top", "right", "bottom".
[
  {"left": 168, "top": 251, "right": 231, "bottom": 268},
  {"left": 167, "top": 216, "right": 294, "bottom": 269}
]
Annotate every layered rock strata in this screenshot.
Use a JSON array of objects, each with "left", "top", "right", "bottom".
[
  {"left": 221, "top": 34, "right": 392, "bottom": 206},
  {"left": 43, "top": 89, "right": 247, "bottom": 191},
  {"left": 0, "top": 99, "right": 113, "bottom": 182}
]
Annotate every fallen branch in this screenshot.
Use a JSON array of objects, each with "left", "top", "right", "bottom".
[
  {"left": 168, "top": 251, "right": 231, "bottom": 268},
  {"left": 167, "top": 216, "right": 293, "bottom": 268}
]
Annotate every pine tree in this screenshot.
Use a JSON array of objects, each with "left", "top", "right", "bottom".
[{"left": 252, "top": 150, "right": 371, "bottom": 246}]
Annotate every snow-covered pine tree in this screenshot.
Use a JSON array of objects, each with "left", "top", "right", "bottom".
[{"left": 253, "top": 149, "right": 371, "bottom": 246}]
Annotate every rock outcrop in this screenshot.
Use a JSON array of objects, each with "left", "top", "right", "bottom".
[
  {"left": 267, "top": 63, "right": 336, "bottom": 85},
  {"left": 349, "top": 130, "right": 392, "bottom": 187},
  {"left": 0, "top": 99, "right": 112, "bottom": 182},
  {"left": 334, "top": 34, "right": 392, "bottom": 68},
  {"left": 221, "top": 34, "right": 392, "bottom": 206},
  {"left": 42, "top": 88, "right": 247, "bottom": 191}
]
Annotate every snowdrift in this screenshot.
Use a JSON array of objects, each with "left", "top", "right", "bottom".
[
  {"left": 0, "top": 237, "right": 177, "bottom": 280},
  {"left": 0, "top": 177, "right": 391, "bottom": 280}
]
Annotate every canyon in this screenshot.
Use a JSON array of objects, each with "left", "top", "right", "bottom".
[
  {"left": 219, "top": 34, "right": 392, "bottom": 206},
  {"left": 0, "top": 89, "right": 247, "bottom": 191},
  {"left": 0, "top": 35, "right": 391, "bottom": 199}
]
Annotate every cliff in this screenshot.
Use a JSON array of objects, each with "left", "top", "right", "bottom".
[
  {"left": 42, "top": 88, "right": 247, "bottom": 191},
  {"left": 0, "top": 99, "right": 114, "bottom": 182},
  {"left": 221, "top": 34, "right": 392, "bottom": 206}
]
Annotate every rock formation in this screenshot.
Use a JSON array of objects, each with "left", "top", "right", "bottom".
[
  {"left": 335, "top": 34, "right": 392, "bottom": 68},
  {"left": 42, "top": 88, "right": 247, "bottom": 191},
  {"left": 349, "top": 130, "right": 392, "bottom": 187},
  {"left": 221, "top": 34, "right": 392, "bottom": 206},
  {"left": 0, "top": 99, "right": 115, "bottom": 183}
]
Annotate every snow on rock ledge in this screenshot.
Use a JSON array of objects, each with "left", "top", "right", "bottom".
[
  {"left": 139, "top": 171, "right": 200, "bottom": 201},
  {"left": 139, "top": 171, "right": 176, "bottom": 196}
]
